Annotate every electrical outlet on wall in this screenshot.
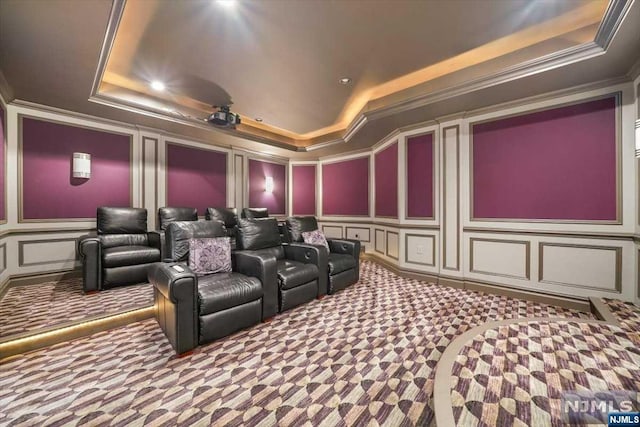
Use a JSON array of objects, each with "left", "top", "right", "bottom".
[
  {"left": 416, "top": 245, "right": 425, "bottom": 255},
  {"left": 355, "top": 233, "right": 360, "bottom": 239}
]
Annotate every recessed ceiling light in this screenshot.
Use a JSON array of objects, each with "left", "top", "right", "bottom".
[
  {"left": 339, "top": 77, "right": 352, "bottom": 85},
  {"left": 216, "top": 0, "right": 236, "bottom": 8},
  {"left": 255, "top": 117, "right": 263, "bottom": 122},
  {"left": 150, "top": 80, "right": 165, "bottom": 91}
]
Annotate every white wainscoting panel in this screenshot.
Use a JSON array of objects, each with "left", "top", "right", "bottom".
[
  {"left": 386, "top": 231, "right": 399, "bottom": 260},
  {"left": 404, "top": 233, "right": 436, "bottom": 267},
  {"left": 470, "top": 238, "right": 530, "bottom": 280},
  {"left": 539, "top": 243, "right": 621, "bottom": 293},
  {"left": 442, "top": 125, "right": 460, "bottom": 272},
  {"left": 374, "top": 229, "right": 385, "bottom": 254},
  {"left": 345, "top": 226, "right": 370, "bottom": 242},
  {"left": 18, "top": 238, "right": 78, "bottom": 268},
  {"left": 321, "top": 225, "right": 343, "bottom": 239}
]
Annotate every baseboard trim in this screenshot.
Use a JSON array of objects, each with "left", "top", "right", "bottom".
[
  {"left": 362, "top": 252, "right": 591, "bottom": 313},
  {"left": 589, "top": 297, "right": 620, "bottom": 326},
  {"left": 0, "top": 268, "right": 81, "bottom": 301},
  {"left": 0, "top": 306, "right": 154, "bottom": 361}
]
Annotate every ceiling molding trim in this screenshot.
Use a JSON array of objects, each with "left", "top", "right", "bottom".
[
  {"left": 88, "top": 93, "right": 300, "bottom": 151},
  {"left": 0, "top": 69, "right": 14, "bottom": 103},
  {"left": 10, "top": 98, "right": 138, "bottom": 130},
  {"left": 89, "top": 0, "right": 126, "bottom": 99},
  {"left": 303, "top": 138, "right": 345, "bottom": 152},
  {"left": 627, "top": 57, "right": 640, "bottom": 80},
  {"left": 363, "top": 42, "right": 605, "bottom": 125},
  {"left": 342, "top": 115, "right": 368, "bottom": 142},
  {"left": 463, "top": 75, "right": 630, "bottom": 119},
  {"left": 594, "top": 0, "right": 634, "bottom": 50}
]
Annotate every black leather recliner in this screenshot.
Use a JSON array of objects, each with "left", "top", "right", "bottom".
[
  {"left": 148, "top": 220, "right": 279, "bottom": 355},
  {"left": 155, "top": 207, "right": 198, "bottom": 259},
  {"left": 241, "top": 207, "right": 269, "bottom": 219},
  {"left": 205, "top": 207, "right": 238, "bottom": 248},
  {"left": 236, "top": 218, "right": 327, "bottom": 312},
  {"left": 77, "top": 207, "right": 161, "bottom": 293},
  {"left": 285, "top": 216, "right": 361, "bottom": 295}
]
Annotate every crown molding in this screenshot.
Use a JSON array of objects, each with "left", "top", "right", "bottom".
[
  {"left": 628, "top": 57, "right": 640, "bottom": 80},
  {"left": 594, "top": 0, "right": 634, "bottom": 50},
  {"left": 86, "top": 0, "right": 632, "bottom": 153},
  {"left": 89, "top": 0, "right": 125, "bottom": 99}
]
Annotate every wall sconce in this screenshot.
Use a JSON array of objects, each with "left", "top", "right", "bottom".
[
  {"left": 72, "top": 152, "right": 91, "bottom": 179},
  {"left": 265, "top": 176, "right": 274, "bottom": 193}
]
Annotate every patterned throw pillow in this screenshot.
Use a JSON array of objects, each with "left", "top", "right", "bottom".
[
  {"left": 188, "top": 237, "right": 232, "bottom": 276},
  {"left": 301, "top": 229, "right": 329, "bottom": 250}
]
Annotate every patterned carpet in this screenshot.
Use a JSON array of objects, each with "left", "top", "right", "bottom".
[
  {"left": 0, "top": 261, "right": 592, "bottom": 426},
  {"left": 450, "top": 320, "right": 640, "bottom": 427},
  {"left": 603, "top": 298, "right": 640, "bottom": 344},
  {"left": 0, "top": 277, "right": 153, "bottom": 339}
]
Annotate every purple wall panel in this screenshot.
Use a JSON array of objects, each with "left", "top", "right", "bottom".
[
  {"left": 22, "top": 118, "right": 131, "bottom": 220},
  {"left": 248, "top": 159, "right": 286, "bottom": 215},
  {"left": 375, "top": 142, "right": 398, "bottom": 218},
  {"left": 322, "top": 157, "right": 369, "bottom": 216},
  {"left": 472, "top": 96, "right": 617, "bottom": 220},
  {"left": 0, "top": 104, "right": 5, "bottom": 221},
  {"left": 292, "top": 165, "right": 316, "bottom": 215},
  {"left": 407, "top": 133, "right": 434, "bottom": 218},
  {"left": 166, "top": 144, "right": 227, "bottom": 215}
]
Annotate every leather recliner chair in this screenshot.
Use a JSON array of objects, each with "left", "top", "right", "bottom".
[
  {"left": 236, "top": 217, "right": 327, "bottom": 312},
  {"left": 155, "top": 207, "right": 198, "bottom": 259},
  {"left": 205, "top": 207, "right": 238, "bottom": 249},
  {"left": 241, "top": 207, "right": 269, "bottom": 219},
  {"left": 285, "top": 216, "right": 361, "bottom": 295},
  {"left": 148, "top": 220, "right": 278, "bottom": 355},
  {"left": 78, "top": 207, "right": 161, "bottom": 293}
]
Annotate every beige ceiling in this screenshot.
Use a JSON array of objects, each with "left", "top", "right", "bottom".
[
  {"left": 0, "top": 0, "right": 638, "bottom": 156},
  {"left": 99, "top": 0, "right": 606, "bottom": 147}
]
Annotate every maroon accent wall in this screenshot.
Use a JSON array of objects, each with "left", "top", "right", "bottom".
[
  {"left": 0, "top": 104, "right": 5, "bottom": 221},
  {"left": 166, "top": 143, "right": 227, "bottom": 215},
  {"left": 21, "top": 118, "right": 131, "bottom": 220},
  {"left": 322, "top": 157, "right": 369, "bottom": 216},
  {"left": 374, "top": 142, "right": 398, "bottom": 218},
  {"left": 472, "top": 96, "right": 617, "bottom": 221},
  {"left": 248, "top": 159, "right": 286, "bottom": 215},
  {"left": 292, "top": 165, "right": 316, "bottom": 215},
  {"left": 406, "top": 133, "right": 434, "bottom": 218}
]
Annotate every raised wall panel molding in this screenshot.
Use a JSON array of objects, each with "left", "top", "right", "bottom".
[
  {"left": 17, "top": 238, "right": 79, "bottom": 268},
  {"left": 441, "top": 124, "right": 460, "bottom": 272},
  {"left": 141, "top": 136, "right": 159, "bottom": 230},
  {"left": 538, "top": 242, "right": 622, "bottom": 294},
  {"left": 469, "top": 238, "right": 531, "bottom": 281}
]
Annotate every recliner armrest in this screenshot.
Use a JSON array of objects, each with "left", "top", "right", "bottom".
[
  {"left": 328, "top": 239, "right": 361, "bottom": 258},
  {"left": 148, "top": 231, "right": 165, "bottom": 258},
  {"left": 147, "top": 262, "right": 197, "bottom": 304},
  {"left": 77, "top": 233, "right": 101, "bottom": 292},
  {"left": 285, "top": 243, "right": 329, "bottom": 297},
  {"left": 233, "top": 250, "right": 278, "bottom": 319}
]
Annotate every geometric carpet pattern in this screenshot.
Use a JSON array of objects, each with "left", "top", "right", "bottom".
[
  {"left": 0, "top": 278, "right": 153, "bottom": 339},
  {"left": 0, "top": 261, "right": 592, "bottom": 426},
  {"left": 450, "top": 320, "right": 640, "bottom": 427},
  {"left": 603, "top": 298, "right": 640, "bottom": 345}
]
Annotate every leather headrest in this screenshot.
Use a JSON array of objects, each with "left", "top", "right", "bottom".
[
  {"left": 205, "top": 207, "right": 238, "bottom": 227},
  {"left": 241, "top": 207, "right": 269, "bottom": 219},
  {"left": 166, "top": 220, "right": 227, "bottom": 262},
  {"left": 97, "top": 207, "right": 147, "bottom": 235},
  {"left": 236, "top": 218, "right": 281, "bottom": 250},
  {"left": 285, "top": 216, "right": 319, "bottom": 243},
  {"left": 157, "top": 207, "right": 198, "bottom": 230}
]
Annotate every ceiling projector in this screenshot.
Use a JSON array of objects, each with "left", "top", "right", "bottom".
[{"left": 207, "top": 105, "right": 241, "bottom": 128}]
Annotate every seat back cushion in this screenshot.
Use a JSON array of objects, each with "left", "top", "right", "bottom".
[
  {"left": 286, "top": 216, "right": 319, "bottom": 243},
  {"left": 99, "top": 234, "right": 149, "bottom": 248},
  {"left": 189, "top": 237, "right": 232, "bottom": 276},
  {"left": 241, "top": 208, "right": 269, "bottom": 219},
  {"left": 237, "top": 218, "right": 282, "bottom": 251},
  {"left": 97, "top": 207, "right": 147, "bottom": 235},
  {"left": 166, "top": 220, "right": 227, "bottom": 262},
  {"left": 158, "top": 207, "right": 198, "bottom": 231},
  {"left": 205, "top": 207, "right": 238, "bottom": 238},
  {"left": 301, "top": 229, "right": 329, "bottom": 249}
]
